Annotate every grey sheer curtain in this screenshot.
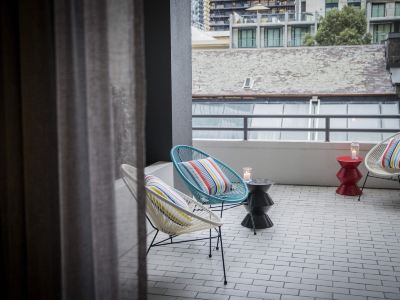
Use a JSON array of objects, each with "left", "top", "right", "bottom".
[{"left": 1, "top": 0, "right": 147, "bottom": 299}]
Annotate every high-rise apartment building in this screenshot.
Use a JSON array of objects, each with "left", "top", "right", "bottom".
[
  {"left": 209, "top": 0, "right": 298, "bottom": 31},
  {"left": 366, "top": 0, "right": 400, "bottom": 43},
  {"left": 192, "top": 0, "right": 211, "bottom": 30},
  {"left": 228, "top": 0, "right": 399, "bottom": 46}
]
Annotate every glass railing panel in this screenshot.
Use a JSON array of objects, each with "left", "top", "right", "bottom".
[
  {"left": 193, "top": 130, "right": 243, "bottom": 140},
  {"left": 260, "top": 13, "right": 285, "bottom": 23},
  {"left": 347, "top": 104, "right": 381, "bottom": 142},
  {"left": 318, "top": 103, "right": 347, "bottom": 142},
  {"left": 281, "top": 103, "right": 309, "bottom": 141}
]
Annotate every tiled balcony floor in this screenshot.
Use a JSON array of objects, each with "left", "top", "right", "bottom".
[{"left": 142, "top": 185, "right": 400, "bottom": 300}]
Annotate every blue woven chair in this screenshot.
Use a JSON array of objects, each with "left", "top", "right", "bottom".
[{"left": 170, "top": 145, "right": 249, "bottom": 207}]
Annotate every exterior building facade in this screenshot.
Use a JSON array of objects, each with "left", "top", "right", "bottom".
[
  {"left": 192, "top": 0, "right": 211, "bottom": 30},
  {"left": 226, "top": 0, "right": 400, "bottom": 47},
  {"left": 231, "top": 11, "right": 319, "bottom": 47},
  {"left": 367, "top": 1, "right": 400, "bottom": 43},
  {"left": 209, "top": 0, "right": 298, "bottom": 31}
]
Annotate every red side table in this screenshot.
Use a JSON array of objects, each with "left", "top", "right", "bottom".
[{"left": 336, "top": 156, "right": 363, "bottom": 196}]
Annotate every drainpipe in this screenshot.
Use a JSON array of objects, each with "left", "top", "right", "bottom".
[
  {"left": 284, "top": 12, "right": 288, "bottom": 47},
  {"left": 366, "top": 2, "right": 371, "bottom": 34},
  {"left": 385, "top": 33, "right": 400, "bottom": 97},
  {"left": 256, "top": 13, "right": 261, "bottom": 48},
  {"left": 229, "top": 14, "right": 233, "bottom": 48},
  {"left": 314, "top": 12, "right": 318, "bottom": 35}
]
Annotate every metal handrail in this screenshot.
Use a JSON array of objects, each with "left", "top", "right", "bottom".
[{"left": 192, "top": 114, "right": 400, "bottom": 142}]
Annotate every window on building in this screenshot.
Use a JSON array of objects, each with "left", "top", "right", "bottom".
[
  {"left": 395, "top": 2, "right": 400, "bottom": 16},
  {"left": 347, "top": 0, "right": 361, "bottom": 9},
  {"left": 372, "top": 23, "right": 392, "bottom": 43},
  {"left": 238, "top": 28, "right": 256, "bottom": 48},
  {"left": 291, "top": 27, "right": 309, "bottom": 46},
  {"left": 325, "top": 0, "right": 338, "bottom": 13},
  {"left": 265, "top": 28, "right": 283, "bottom": 47},
  {"left": 371, "top": 3, "right": 386, "bottom": 17},
  {"left": 301, "top": 1, "right": 306, "bottom": 13}
]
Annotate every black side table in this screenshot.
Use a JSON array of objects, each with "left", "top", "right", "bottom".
[{"left": 241, "top": 179, "right": 274, "bottom": 235}]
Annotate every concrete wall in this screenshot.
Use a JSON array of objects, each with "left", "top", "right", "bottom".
[
  {"left": 145, "top": 0, "right": 192, "bottom": 165},
  {"left": 194, "top": 140, "right": 399, "bottom": 189},
  {"left": 306, "top": 0, "right": 324, "bottom": 15}
]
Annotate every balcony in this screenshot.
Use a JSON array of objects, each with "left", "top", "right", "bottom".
[
  {"left": 369, "top": 5, "right": 400, "bottom": 22},
  {"left": 260, "top": 13, "right": 286, "bottom": 24},
  {"left": 288, "top": 12, "right": 317, "bottom": 23},
  {"left": 232, "top": 12, "right": 318, "bottom": 27},
  {"left": 143, "top": 183, "right": 400, "bottom": 299},
  {"left": 211, "top": 4, "right": 251, "bottom": 10}
]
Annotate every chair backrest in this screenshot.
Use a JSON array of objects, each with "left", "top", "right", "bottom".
[
  {"left": 120, "top": 164, "right": 187, "bottom": 234},
  {"left": 170, "top": 145, "right": 248, "bottom": 204},
  {"left": 120, "top": 164, "right": 220, "bottom": 235},
  {"left": 365, "top": 132, "right": 400, "bottom": 175}
]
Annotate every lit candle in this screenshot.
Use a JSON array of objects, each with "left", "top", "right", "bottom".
[
  {"left": 350, "top": 142, "right": 359, "bottom": 160},
  {"left": 351, "top": 149, "right": 357, "bottom": 159},
  {"left": 243, "top": 167, "right": 252, "bottom": 182}
]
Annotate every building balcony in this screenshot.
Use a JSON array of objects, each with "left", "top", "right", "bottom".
[
  {"left": 211, "top": 4, "right": 251, "bottom": 10},
  {"left": 232, "top": 12, "right": 318, "bottom": 28},
  {"left": 368, "top": 5, "right": 400, "bottom": 22},
  {"left": 144, "top": 179, "right": 400, "bottom": 299}
]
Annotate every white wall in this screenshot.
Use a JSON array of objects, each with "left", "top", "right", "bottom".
[
  {"left": 306, "top": 0, "right": 325, "bottom": 15},
  {"left": 194, "top": 140, "right": 399, "bottom": 189}
]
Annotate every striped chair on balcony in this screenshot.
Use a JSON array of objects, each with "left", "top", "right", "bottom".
[
  {"left": 171, "top": 145, "right": 249, "bottom": 209},
  {"left": 359, "top": 132, "right": 400, "bottom": 201}
]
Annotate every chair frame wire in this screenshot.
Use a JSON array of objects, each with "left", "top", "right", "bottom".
[
  {"left": 358, "top": 132, "right": 400, "bottom": 201},
  {"left": 170, "top": 145, "right": 249, "bottom": 250},
  {"left": 121, "top": 164, "right": 228, "bottom": 285}
]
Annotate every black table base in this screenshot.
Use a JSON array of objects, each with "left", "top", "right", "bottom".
[{"left": 241, "top": 179, "right": 274, "bottom": 235}]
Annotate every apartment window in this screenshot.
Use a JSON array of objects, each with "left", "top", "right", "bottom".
[
  {"left": 265, "top": 28, "right": 283, "bottom": 47},
  {"left": 371, "top": 3, "right": 385, "bottom": 17},
  {"left": 291, "top": 26, "right": 309, "bottom": 46},
  {"left": 347, "top": 0, "right": 361, "bottom": 9},
  {"left": 325, "top": 0, "right": 338, "bottom": 13},
  {"left": 301, "top": 0, "right": 306, "bottom": 13},
  {"left": 372, "top": 23, "right": 391, "bottom": 43},
  {"left": 238, "top": 28, "right": 256, "bottom": 48},
  {"left": 395, "top": 2, "right": 400, "bottom": 16}
]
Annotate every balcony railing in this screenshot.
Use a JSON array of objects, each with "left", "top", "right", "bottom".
[
  {"left": 370, "top": 7, "right": 400, "bottom": 18},
  {"left": 233, "top": 12, "right": 317, "bottom": 26},
  {"left": 260, "top": 13, "right": 286, "bottom": 23},
  {"left": 192, "top": 114, "right": 400, "bottom": 142},
  {"left": 288, "top": 12, "right": 315, "bottom": 22}
]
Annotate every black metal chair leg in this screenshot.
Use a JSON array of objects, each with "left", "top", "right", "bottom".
[
  {"left": 218, "top": 226, "right": 227, "bottom": 285},
  {"left": 216, "top": 202, "right": 224, "bottom": 250},
  {"left": 249, "top": 213, "right": 256, "bottom": 235},
  {"left": 358, "top": 171, "right": 369, "bottom": 201},
  {"left": 209, "top": 229, "right": 212, "bottom": 258},
  {"left": 147, "top": 230, "right": 159, "bottom": 256}
]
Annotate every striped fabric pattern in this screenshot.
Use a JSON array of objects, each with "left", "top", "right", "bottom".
[
  {"left": 180, "top": 157, "right": 232, "bottom": 195},
  {"left": 145, "top": 175, "right": 192, "bottom": 226},
  {"left": 379, "top": 137, "right": 400, "bottom": 169}
]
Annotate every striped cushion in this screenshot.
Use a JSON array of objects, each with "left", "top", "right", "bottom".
[
  {"left": 180, "top": 157, "right": 232, "bottom": 195},
  {"left": 145, "top": 175, "right": 192, "bottom": 226},
  {"left": 379, "top": 137, "right": 400, "bottom": 169}
]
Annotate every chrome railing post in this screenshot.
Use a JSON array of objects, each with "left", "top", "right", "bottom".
[
  {"left": 244, "top": 116, "right": 248, "bottom": 141},
  {"left": 325, "top": 117, "right": 330, "bottom": 142}
]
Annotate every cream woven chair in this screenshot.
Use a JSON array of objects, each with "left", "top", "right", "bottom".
[
  {"left": 121, "top": 164, "right": 228, "bottom": 284},
  {"left": 358, "top": 132, "right": 400, "bottom": 201}
]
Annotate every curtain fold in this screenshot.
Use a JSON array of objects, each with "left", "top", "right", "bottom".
[{"left": 1, "top": 0, "right": 147, "bottom": 298}]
